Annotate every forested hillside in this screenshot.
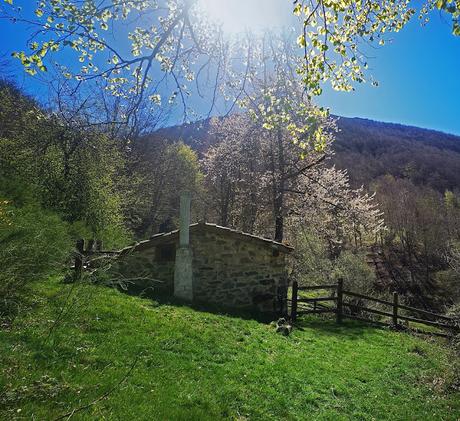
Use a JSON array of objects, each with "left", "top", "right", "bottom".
[
  {"left": 2, "top": 0, "right": 460, "bottom": 418},
  {"left": 157, "top": 116, "right": 460, "bottom": 192},
  {"left": 334, "top": 117, "right": 460, "bottom": 192}
]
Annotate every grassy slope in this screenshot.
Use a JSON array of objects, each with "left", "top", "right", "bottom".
[{"left": 1, "top": 279, "right": 459, "bottom": 420}]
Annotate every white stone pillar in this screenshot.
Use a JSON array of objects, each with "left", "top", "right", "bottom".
[
  {"left": 174, "top": 192, "right": 193, "bottom": 301},
  {"left": 179, "top": 192, "right": 191, "bottom": 247}
]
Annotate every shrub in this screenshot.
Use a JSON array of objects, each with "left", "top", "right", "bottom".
[
  {"left": 67, "top": 220, "right": 131, "bottom": 251},
  {"left": 332, "top": 251, "right": 376, "bottom": 315},
  {"left": 291, "top": 229, "right": 334, "bottom": 285},
  {"left": 292, "top": 230, "right": 375, "bottom": 293},
  {"left": 98, "top": 224, "right": 132, "bottom": 250},
  {"left": 448, "top": 302, "right": 460, "bottom": 321},
  {"left": 433, "top": 269, "right": 460, "bottom": 305},
  {"left": 0, "top": 201, "right": 72, "bottom": 315},
  {"left": 333, "top": 250, "right": 376, "bottom": 294}
]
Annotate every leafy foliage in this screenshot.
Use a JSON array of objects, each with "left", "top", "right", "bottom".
[
  {"left": 2, "top": 0, "right": 457, "bottom": 110},
  {"left": 333, "top": 250, "right": 376, "bottom": 294},
  {"left": 1, "top": 0, "right": 224, "bottom": 122},
  {"left": 421, "top": 0, "right": 460, "bottom": 35},
  {"left": 0, "top": 196, "right": 72, "bottom": 314},
  {"left": 293, "top": 0, "right": 414, "bottom": 95},
  {"left": 0, "top": 79, "right": 129, "bottom": 248},
  {"left": 123, "top": 137, "right": 203, "bottom": 237},
  {"left": 291, "top": 227, "right": 376, "bottom": 291}
]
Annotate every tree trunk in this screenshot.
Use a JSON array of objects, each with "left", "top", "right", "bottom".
[{"left": 274, "top": 128, "right": 285, "bottom": 243}]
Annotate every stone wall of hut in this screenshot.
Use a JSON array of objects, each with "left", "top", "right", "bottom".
[
  {"left": 191, "top": 230, "right": 288, "bottom": 314},
  {"left": 114, "top": 229, "right": 289, "bottom": 315},
  {"left": 115, "top": 242, "right": 176, "bottom": 295}
]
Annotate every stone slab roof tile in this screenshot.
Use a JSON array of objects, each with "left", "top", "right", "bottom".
[{"left": 118, "top": 222, "right": 294, "bottom": 255}]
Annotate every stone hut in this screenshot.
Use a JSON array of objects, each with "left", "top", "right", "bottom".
[{"left": 116, "top": 194, "right": 293, "bottom": 316}]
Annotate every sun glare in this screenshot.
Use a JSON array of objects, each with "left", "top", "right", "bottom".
[{"left": 197, "top": 0, "right": 293, "bottom": 34}]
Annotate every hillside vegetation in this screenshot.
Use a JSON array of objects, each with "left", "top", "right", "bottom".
[
  {"left": 1, "top": 278, "right": 459, "bottom": 420},
  {"left": 334, "top": 117, "right": 460, "bottom": 191},
  {"left": 158, "top": 116, "right": 460, "bottom": 193},
  {"left": 1, "top": 75, "right": 459, "bottom": 317}
]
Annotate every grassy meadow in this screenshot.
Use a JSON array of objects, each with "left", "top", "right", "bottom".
[{"left": 1, "top": 278, "right": 459, "bottom": 420}]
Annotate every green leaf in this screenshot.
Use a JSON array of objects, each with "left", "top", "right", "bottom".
[{"left": 297, "top": 35, "right": 307, "bottom": 47}]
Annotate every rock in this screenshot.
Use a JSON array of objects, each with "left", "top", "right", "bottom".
[
  {"left": 276, "top": 317, "right": 286, "bottom": 327},
  {"left": 275, "top": 322, "right": 292, "bottom": 336}
]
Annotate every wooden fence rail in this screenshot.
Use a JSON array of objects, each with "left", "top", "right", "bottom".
[
  {"left": 297, "top": 284, "right": 338, "bottom": 291},
  {"left": 290, "top": 279, "right": 459, "bottom": 338},
  {"left": 298, "top": 297, "right": 337, "bottom": 303}
]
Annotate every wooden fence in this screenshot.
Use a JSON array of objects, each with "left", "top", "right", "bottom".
[
  {"left": 290, "top": 280, "right": 459, "bottom": 338},
  {"left": 73, "top": 239, "right": 118, "bottom": 281}
]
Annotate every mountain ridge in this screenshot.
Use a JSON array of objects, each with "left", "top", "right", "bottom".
[
  {"left": 156, "top": 115, "right": 460, "bottom": 192},
  {"left": 336, "top": 116, "right": 460, "bottom": 138}
]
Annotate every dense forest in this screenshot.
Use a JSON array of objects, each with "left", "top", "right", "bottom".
[
  {"left": 1, "top": 77, "right": 460, "bottom": 317},
  {"left": 158, "top": 115, "right": 460, "bottom": 193},
  {"left": 334, "top": 117, "right": 460, "bottom": 192}
]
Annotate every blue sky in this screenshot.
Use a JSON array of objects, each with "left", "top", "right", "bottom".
[
  {"left": 1, "top": 2, "right": 459, "bottom": 135},
  {"left": 317, "top": 12, "right": 460, "bottom": 135}
]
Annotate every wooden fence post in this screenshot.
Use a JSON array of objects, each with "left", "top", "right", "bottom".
[
  {"left": 87, "top": 239, "right": 95, "bottom": 253},
  {"left": 276, "top": 285, "right": 288, "bottom": 317},
  {"left": 392, "top": 291, "right": 399, "bottom": 328},
  {"left": 74, "top": 239, "right": 85, "bottom": 281},
  {"left": 291, "top": 281, "right": 298, "bottom": 322},
  {"left": 96, "top": 239, "right": 103, "bottom": 252},
  {"left": 336, "top": 279, "right": 343, "bottom": 324}
]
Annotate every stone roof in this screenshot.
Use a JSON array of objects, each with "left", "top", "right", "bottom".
[{"left": 119, "top": 222, "right": 294, "bottom": 255}]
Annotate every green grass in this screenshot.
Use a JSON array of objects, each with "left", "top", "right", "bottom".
[{"left": 1, "top": 278, "right": 460, "bottom": 420}]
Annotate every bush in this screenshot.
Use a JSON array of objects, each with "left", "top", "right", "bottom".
[
  {"left": 448, "top": 302, "right": 460, "bottom": 321},
  {"left": 67, "top": 220, "right": 131, "bottom": 251},
  {"left": 292, "top": 230, "right": 376, "bottom": 293},
  {"left": 434, "top": 269, "right": 460, "bottom": 304},
  {"left": 332, "top": 251, "right": 376, "bottom": 315},
  {"left": 0, "top": 201, "right": 72, "bottom": 314},
  {"left": 291, "top": 229, "right": 334, "bottom": 285},
  {"left": 98, "top": 224, "right": 132, "bottom": 250},
  {"left": 333, "top": 250, "right": 376, "bottom": 294}
]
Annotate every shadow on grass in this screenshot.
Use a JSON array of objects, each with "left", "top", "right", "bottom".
[
  {"left": 117, "top": 283, "right": 393, "bottom": 337},
  {"left": 116, "top": 283, "right": 278, "bottom": 323},
  {"left": 294, "top": 315, "right": 389, "bottom": 340}
]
